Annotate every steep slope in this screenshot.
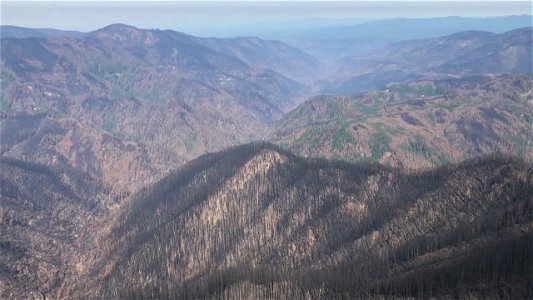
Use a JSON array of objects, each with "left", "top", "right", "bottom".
[
  {"left": 325, "top": 27, "right": 532, "bottom": 94},
  {"left": 0, "top": 24, "right": 318, "bottom": 192},
  {"left": 63, "top": 143, "right": 532, "bottom": 299},
  {"left": 0, "top": 113, "right": 180, "bottom": 193},
  {"left": 0, "top": 157, "right": 112, "bottom": 299},
  {"left": 272, "top": 74, "right": 533, "bottom": 169}
]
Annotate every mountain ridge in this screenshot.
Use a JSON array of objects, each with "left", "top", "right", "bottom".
[
  {"left": 1, "top": 140, "right": 531, "bottom": 298},
  {"left": 0, "top": 24, "right": 321, "bottom": 193},
  {"left": 63, "top": 142, "right": 533, "bottom": 299}
]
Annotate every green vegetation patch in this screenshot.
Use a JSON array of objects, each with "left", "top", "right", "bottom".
[
  {"left": 51, "top": 110, "right": 66, "bottom": 119},
  {"left": 325, "top": 99, "right": 343, "bottom": 118},
  {"left": 509, "top": 133, "right": 527, "bottom": 157},
  {"left": 400, "top": 135, "right": 450, "bottom": 164},
  {"left": 0, "top": 72, "right": 15, "bottom": 112},
  {"left": 437, "top": 102, "right": 461, "bottom": 111},
  {"left": 102, "top": 114, "right": 118, "bottom": 133},
  {"left": 87, "top": 61, "right": 129, "bottom": 76},
  {"left": 400, "top": 135, "right": 432, "bottom": 159},
  {"left": 505, "top": 103, "right": 524, "bottom": 117},
  {"left": 352, "top": 102, "right": 381, "bottom": 118},
  {"left": 0, "top": 71, "right": 15, "bottom": 90},
  {"left": 185, "top": 132, "right": 197, "bottom": 153},
  {"left": 427, "top": 112, "right": 436, "bottom": 127},
  {"left": 331, "top": 121, "right": 357, "bottom": 150},
  {"left": 370, "top": 125, "right": 391, "bottom": 160},
  {"left": 294, "top": 126, "right": 325, "bottom": 150},
  {"left": 388, "top": 83, "right": 440, "bottom": 99},
  {"left": 139, "top": 80, "right": 162, "bottom": 103},
  {"left": 111, "top": 86, "right": 130, "bottom": 100},
  {"left": 370, "top": 132, "right": 391, "bottom": 160},
  {"left": 0, "top": 97, "right": 11, "bottom": 113},
  {"left": 89, "top": 61, "right": 148, "bottom": 101}
]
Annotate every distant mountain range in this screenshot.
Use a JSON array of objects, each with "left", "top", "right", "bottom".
[
  {"left": 322, "top": 27, "right": 533, "bottom": 94},
  {"left": 5, "top": 15, "right": 531, "bottom": 61},
  {"left": 272, "top": 74, "right": 533, "bottom": 169},
  {"left": 285, "top": 15, "right": 533, "bottom": 61}
]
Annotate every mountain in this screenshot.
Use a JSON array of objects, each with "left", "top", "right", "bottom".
[
  {"left": 271, "top": 74, "right": 533, "bottom": 169},
  {"left": 0, "top": 24, "right": 320, "bottom": 192},
  {"left": 0, "top": 25, "right": 85, "bottom": 39},
  {"left": 324, "top": 27, "right": 532, "bottom": 94},
  {"left": 19, "top": 143, "right": 528, "bottom": 299},
  {"left": 285, "top": 15, "right": 533, "bottom": 62}
]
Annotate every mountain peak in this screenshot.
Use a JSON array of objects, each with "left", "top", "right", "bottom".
[
  {"left": 95, "top": 23, "right": 139, "bottom": 32},
  {"left": 89, "top": 23, "right": 153, "bottom": 43}
]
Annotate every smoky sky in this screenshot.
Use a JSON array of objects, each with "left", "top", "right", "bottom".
[{"left": 1, "top": 1, "right": 531, "bottom": 37}]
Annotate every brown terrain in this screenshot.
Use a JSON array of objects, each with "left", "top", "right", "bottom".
[
  {"left": 3, "top": 143, "right": 531, "bottom": 298},
  {"left": 271, "top": 74, "right": 533, "bottom": 169},
  {"left": 0, "top": 24, "right": 320, "bottom": 193}
]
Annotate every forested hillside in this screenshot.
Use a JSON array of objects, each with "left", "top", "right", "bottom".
[
  {"left": 61, "top": 143, "right": 532, "bottom": 299},
  {"left": 0, "top": 24, "right": 320, "bottom": 193},
  {"left": 272, "top": 74, "right": 532, "bottom": 169}
]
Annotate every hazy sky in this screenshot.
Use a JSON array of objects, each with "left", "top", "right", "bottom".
[{"left": 1, "top": 1, "right": 531, "bottom": 36}]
